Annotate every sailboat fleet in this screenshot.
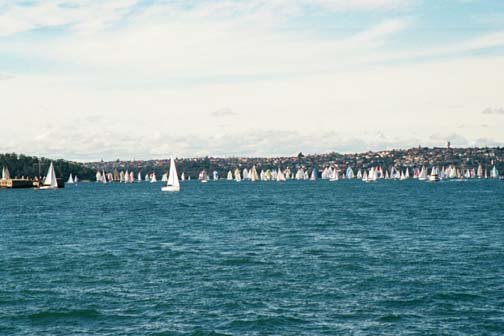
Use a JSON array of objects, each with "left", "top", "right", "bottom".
[{"left": 1, "top": 159, "right": 501, "bottom": 190}]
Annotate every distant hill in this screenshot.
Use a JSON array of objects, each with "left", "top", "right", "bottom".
[{"left": 0, "top": 153, "right": 96, "bottom": 181}]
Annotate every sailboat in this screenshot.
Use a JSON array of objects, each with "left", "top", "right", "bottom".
[
  {"left": 418, "top": 166, "right": 427, "bottom": 181},
  {"left": 362, "top": 170, "right": 369, "bottom": 182},
  {"left": 428, "top": 166, "right": 440, "bottom": 182},
  {"left": 249, "top": 166, "right": 259, "bottom": 181},
  {"left": 161, "top": 172, "right": 168, "bottom": 182},
  {"left": 101, "top": 170, "right": 108, "bottom": 184},
  {"left": 150, "top": 172, "right": 157, "bottom": 183},
  {"left": 276, "top": 168, "right": 286, "bottom": 182},
  {"left": 234, "top": 168, "right": 241, "bottom": 182},
  {"left": 2, "top": 166, "right": 10, "bottom": 180},
  {"left": 329, "top": 168, "right": 339, "bottom": 182},
  {"left": 181, "top": 172, "right": 186, "bottom": 181},
  {"left": 356, "top": 169, "right": 362, "bottom": 179},
  {"left": 40, "top": 162, "right": 59, "bottom": 189},
  {"left": 490, "top": 166, "right": 499, "bottom": 178},
  {"left": 477, "top": 164, "right": 483, "bottom": 178},
  {"left": 199, "top": 170, "right": 209, "bottom": 183},
  {"left": 346, "top": 167, "right": 354, "bottom": 179},
  {"left": 161, "top": 157, "right": 180, "bottom": 192},
  {"left": 213, "top": 171, "right": 219, "bottom": 181},
  {"left": 67, "top": 173, "right": 74, "bottom": 184},
  {"left": 366, "top": 167, "right": 377, "bottom": 182},
  {"left": 310, "top": 168, "right": 317, "bottom": 181},
  {"left": 138, "top": 172, "right": 142, "bottom": 182},
  {"left": 227, "top": 171, "right": 233, "bottom": 180}
]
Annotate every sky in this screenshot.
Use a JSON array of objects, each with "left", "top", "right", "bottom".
[{"left": 0, "top": 0, "right": 504, "bottom": 161}]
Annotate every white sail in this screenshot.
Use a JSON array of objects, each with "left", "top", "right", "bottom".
[
  {"left": 181, "top": 172, "right": 186, "bottom": 181},
  {"left": 362, "top": 170, "right": 368, "bottom": 182},
  {"left": 67, "top": 173, "right": 74, "bottom": 184},
  {"left": 42, "top": 162, "right": 58, "bottom": 188},
  {"left": 227, "top": 171, "right": 233, "bottom": 180},
  {"left": 477, "top": 164, "right": 483, "bottom": 178},
  {"left": 213, "top": 171, "right": 219, "bottom": 181},
  {"left": 2, "top": 166, "right": 10, "bottom": 180},
  {"left": 74, "top": 175, "right": 78, "bottom": 183},
  {"left": 138, "top": 172, "right": 142, "bottom": 182},
  {"left": 101, "top": 170, "right": 107, "bottom": 184},
  {"left": 356, "top": 169, "right": 362, "bottom": 179},
  {"left": 276, "top": 168, "right": 286, "bottom": 182},
  {"left": 234, "top": 168, "right": 241, "bottom": 182},
  {"left": 150, "top": 172, "right": 157, "bottom": 183},
  {"left": 449, "top": 166, "right": 457, "bottom": 179},
  {"left": 491, "top": 166, "right": 498, "bottom": 178},
  {"left": 346, "top": 167, "right": 354, "bottom": 179},
  {"left": 161, "top": 173, "right": 168, "bottom": 182},
  {"left": 250, "top": 166, "right": 259, "bottom": 181},
  {"left": 310, "top": 168, "right": 317, "bottom": 181},
  {"left": 162, "top": 157, "right": 180, "bottom": 192},
  {"left": 418, "top": 166, "right": 427, "bottom": 180},
  {"left": 367, "top": 167, "right": 377, "bottom": 182}
]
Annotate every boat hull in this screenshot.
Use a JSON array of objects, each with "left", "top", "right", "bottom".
[{"left": 161, "top": 185, "right": 180, "bottom": 192}]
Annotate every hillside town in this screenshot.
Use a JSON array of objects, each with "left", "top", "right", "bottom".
[{"left": 82, "top": 146, "right": 504, "bottom": 180}]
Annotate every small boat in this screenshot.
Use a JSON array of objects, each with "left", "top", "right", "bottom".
[
  {"left": 276, "top": 168, "right": 286, "bottom": 182},
  {"left": 199, "top": 170, "right": 209, "bottom": 183},
  {"left": 477, "top": 164, "right": 483, "bottom": 178},
  {"left": 249, "top": 166, "right": 259, "bottom": 181},
  {"left": 428, "top": 167, "right": 440, "bottom": 182},
  {"left": 234, "top": 168, "right": 241, "bottom": 182},
  {"left": 213, "top": 171, "right": 219, "bottom": 181},
  {"left": 227, "top": 171, "right": 233, "bottom": 180},
  {"left": 150, "top": 172, "right": 157, "bottom": 183},
  {"left": 310, "top": 168, "right": 318, "bottom": 181},
  {"left": 181, "top": 172, "right": 186, "bottom": 181},
  {"left": 490, "top": 166, "right": 499, "bottom": 179},
  {"left": 2, "top": 166, "right": 10, "bottom": 180},
  {"left": 138, "top": 172, "right": 142, "bottom": 182},
  {"left": 346, "top": 167, "right": 354, "bottom": 179},
  {"left": 39, "top": 162, "right": 59, "bottom": 190},
  {"left": 161, "top": 157, "right": 180, "bottom": 192},
  {"left": 67, "top": 173, "right": 74, "bottom": 184},
  {"left": 418, "top": 166, "right": 427, "bottom": 181},
  {"left": 361, "top": 170, "right": 368, "bottom": 182},
  {"left": 329, "top": 168, "right": 339, "bottom": 182}
]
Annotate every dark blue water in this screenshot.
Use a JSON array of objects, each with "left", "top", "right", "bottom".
[{"left": 1, "top": 180, "right": 504, "bottom": 335}]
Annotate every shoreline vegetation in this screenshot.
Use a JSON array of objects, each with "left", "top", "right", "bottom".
[{"left": 1, "top": 146, "right": 503, "bottom": 182}]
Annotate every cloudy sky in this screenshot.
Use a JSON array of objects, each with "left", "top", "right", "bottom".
[{"left": 1, "top": 0, "right": 503, "bottom": 161}]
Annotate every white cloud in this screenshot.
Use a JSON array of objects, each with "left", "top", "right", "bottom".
[
  {"left": 482, "top": 107, "right": 504, "bottom": 115},
  {"left": 210, "top": 108, "right": 238, "bottom": 117}
]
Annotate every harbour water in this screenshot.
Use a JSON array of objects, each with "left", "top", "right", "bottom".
[{"left": 1, "top": 180, "right": 503, "bottom": 335}]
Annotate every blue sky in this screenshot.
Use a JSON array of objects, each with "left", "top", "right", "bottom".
[{"left": 0, "top": 0, "right": 503, "bottom": 160}]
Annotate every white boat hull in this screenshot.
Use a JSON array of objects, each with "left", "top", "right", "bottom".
[{"left": 161, "top": 185, "right": 180, "bottom": 192}]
